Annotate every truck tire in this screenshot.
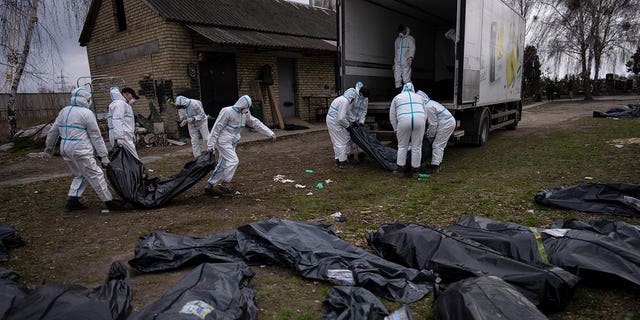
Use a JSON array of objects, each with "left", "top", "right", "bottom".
[
  {"left": 506, "top": 102, "right": 521, "bottom": 130},
  {"left": 476, "top": 108, "right": 490, "bottom": 146},
  {"left": 461, "top": 107, "right": 490, "bottom": 146}
]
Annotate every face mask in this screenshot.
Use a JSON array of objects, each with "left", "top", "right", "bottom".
[
  {"left": 241, "top": 108, "right": 250, "bottom": 114},
  {"left": 128, "top": 98, "right": 136, "bottom": 105}
]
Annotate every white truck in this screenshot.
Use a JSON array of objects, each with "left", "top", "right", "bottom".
[{"left": 337, "top": 0, "right": 525, "bottom": 145}]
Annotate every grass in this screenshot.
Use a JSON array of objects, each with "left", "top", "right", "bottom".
[{"left": 1, "top": 114, "right": 639, "bottom": 319}]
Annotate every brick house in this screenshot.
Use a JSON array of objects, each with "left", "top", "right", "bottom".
[{"left": 79, "top": 0, "right": 336, "bottom": 136}]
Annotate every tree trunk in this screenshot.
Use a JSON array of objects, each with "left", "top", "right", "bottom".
[
  {"left": 580, "top": 42, "right": 593, "bottom": 100},
  {"left": 6, "top": 0, "right": 40, "bottom": 139}
]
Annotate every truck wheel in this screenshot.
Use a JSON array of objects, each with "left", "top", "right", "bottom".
[
  {"left": 506, "top": 102, "right": 521, "bottom": 130},
  {"left": 460, "top": 107, "right": 490, "bottom": 146},
  {"left": 476, "top": 109, "right": 490, "bottom": 146}
]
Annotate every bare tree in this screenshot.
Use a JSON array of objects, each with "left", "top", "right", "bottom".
[
  {"left": 538, "top": 0, "right": 640, "bottom": 99},
  {"left": 1, "top": 0, "right": 90, "bottom": 139},
  {"left": 539, "top": 0, "right": 596, "bottom": 99},
  {"left": 589, "top": 0, "right": 640, "bottom": 84}
]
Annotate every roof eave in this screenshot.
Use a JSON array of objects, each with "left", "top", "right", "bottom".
[{"left": 79, "top": 0, "right": 103, "bottom": 46}]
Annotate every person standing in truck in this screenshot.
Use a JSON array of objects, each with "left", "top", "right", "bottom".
[{"left": 393, "top": 24, "right": 416, "bottom": 89}]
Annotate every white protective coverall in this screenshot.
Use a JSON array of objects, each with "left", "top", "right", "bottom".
[
  {"left": 326, "top": 88, "right": 358, "bottom": 162},
  {"left": 417, "top": 90, "right": 456, "bottom": 166},
  {"left": 176, "top": 96, "right": 209, "bottom": 157},
  {"left": 393, "top": 27, "right": 416, "bottom": 88},
  {"left": 107, "top": 87, "right": 138, "bottom": 159},
  {"left": 390, "top": 83, "right": 426, "bottom": 169},
  {"left": 207, "top": 95, "right": 275, "bottom": 186},
  {"left": 347, "top": 82, "right": 369, "bottom": 156},
  {"left": 45, "top": 87, "right": 113, "bottom": 202}
]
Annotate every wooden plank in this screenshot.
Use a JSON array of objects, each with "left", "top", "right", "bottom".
[
  {"left": 250, "top": 80, "right": 264, "bottom": 103},
  {"left": 266, "top": 85, "right": 285, "bottom": 129}
]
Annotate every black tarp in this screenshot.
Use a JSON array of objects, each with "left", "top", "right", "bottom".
[
  {"left": 106, "top": 146, "right": 216, "bottom": 208},
  {"left": 236, "top": 219, "right": 439, "bottom": 303},
  {"left": 129, "top": 262, "right": 257, "bottom": 320},
  {"left": 551, "top": 219, "right": 640, "bottom": 244},
  {"left": 0, "top": 269, "right": 24, "bottom": 319},
  {"left": 0, "top": 224, "right": 25, "bottom": 262},
  {"left": 2, "top": 261, "right": 131, "bottom": 320},
  {"left": 435, "top": 275, "right": 548, "bottom": 320},
  {"left": 128, "top": 230, "right": 243, "bottom": 273},
  {"left": 347, "top": 126, "right": 432, "bottom": 171},
  {"left": 593, "top": 104, "right": 640, "bottom": 118},
  {"left": 128, "top": 219, "right": 439, "bottom": 304},
  {"left": 322, "top": 286, "right": 389, "bottom": 320},
  {"left": 451, "top": 216, "right": 640, "bottom": 288},
  {"left": 534, "top": 183, "right": 640, "bottom": 217},
  {"left": 347, "top": 126, "right": 398, "bottom": 171},
  {"left": 366, "top": 223, "right": 579, "bottom": 311}
]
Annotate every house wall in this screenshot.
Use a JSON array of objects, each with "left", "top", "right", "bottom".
[
  {"left": 84, "top": 0, "right": 335, "bottom": 138},
  {"left": 235, "top": 48, "right": 336, "bottom": 125},
  {"left": 84, "top": 0, "right": 196, "bottom": 136}
]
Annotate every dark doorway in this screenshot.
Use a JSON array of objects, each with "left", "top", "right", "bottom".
[
  {"left": 198, "top": 52, "right": 239, "bottom": 117},
  {"left": 277, "top": 58, "right": 296, "bottom": 118}
]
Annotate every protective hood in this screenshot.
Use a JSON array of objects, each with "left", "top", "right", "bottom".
[
  {"left": 355, "top": 82, "right": 364, "bottom": 96},
  {"left": 233, "top": 95, "right": 252, "bottom": 111},
  {"left": 69, "top": 86, "right": 92, "bottom": 107},
  {"left": 417, "top": 90, "right": 430, "bottom": 102},
  {"left": 342, "top": 88, "right": 358, "bottom": 102},
  {"left": 399, "top": 26, "right": 411, "bottom": 37},
  {"left": 175, "top": 95, "right": 192, "bottom": 108},
  {"left": 402, "top": 83, "right": 415, "bottom": 93},
  {"left": 109, "top": 86, "right": 127, "bottom": 103}
]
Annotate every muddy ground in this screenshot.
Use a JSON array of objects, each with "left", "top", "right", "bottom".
[{"left": 0, "top": 96, "right": 639, "bottom": 317}]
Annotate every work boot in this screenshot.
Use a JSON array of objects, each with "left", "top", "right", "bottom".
[
  {"left": 347, "top": 153, "right": 355, "bottom": 162},
  {"left": 204, "top": 184, "right": 218, "bottom": 195},
  {"left": 357, "top": 152, "right": 366, "bottom": 161},
  {"left": 104, "top": 199, "right": 128, "bottom": 211},
  {"left": 65, "top": 197, "right": 88, "bottom": 211},
  {"left": 411, "top": 167, "right": 421, "bottom": 178},
  {"left": 338, "top": 161, "right": 351, "bottom": 169},
  {"left": 334, "top": 159, "right": 340, "bottom": 167},
  {"left": 425, "top": 164, "right": 440, "bottom": 174},
  {"left": 392, "top": 165, "right": 406, "bottom": 178},
  {"left": 218, "top": 184, "right": 235, "bottom": 194}
]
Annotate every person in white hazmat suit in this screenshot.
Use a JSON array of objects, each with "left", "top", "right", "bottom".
[
  {"left": 204, "top": 95, "right": 276, "bottom": 195},
  {"left": 174, "top": 96, "right": 209, "bottom": 158},
  {"left": 393, "top": 24, "right": 416, "bottom": 88},
  {"left": 417, "top": 90, "right": 456, "bottom": 174},
  {"left": 44, "top": 87, "right": 127, "bottom": 211},
  {"left": 107, "top": 86, "right": 139, "bottom": 159},
  {"left": 347, "top": 82, "right": 370, "bottom": 162},
  {"left": 326, "top": 86, "right": 361, "bottom": 168},
  {"left": 389, "top": 82, "right": 426, "bottom": 178}
]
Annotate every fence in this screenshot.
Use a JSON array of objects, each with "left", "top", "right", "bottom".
[{"left": 0, "top": 93, "right": 69, "bottom": 121}]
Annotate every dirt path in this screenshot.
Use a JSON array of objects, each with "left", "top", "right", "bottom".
[{"left": 0, "top": 96, "right": 637, "bottom": 187}]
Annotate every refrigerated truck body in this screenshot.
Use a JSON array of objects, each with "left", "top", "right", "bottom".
[{"left": 337, "top": 0, "right": 525, "bottom": 145}]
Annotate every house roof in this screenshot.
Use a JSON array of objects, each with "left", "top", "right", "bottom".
[
  {"left": 188, "top": 25, "right": 336, "bottom": 51},
  {"left": 80, "top": 0, "right": 336, "bottom": 48}
]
